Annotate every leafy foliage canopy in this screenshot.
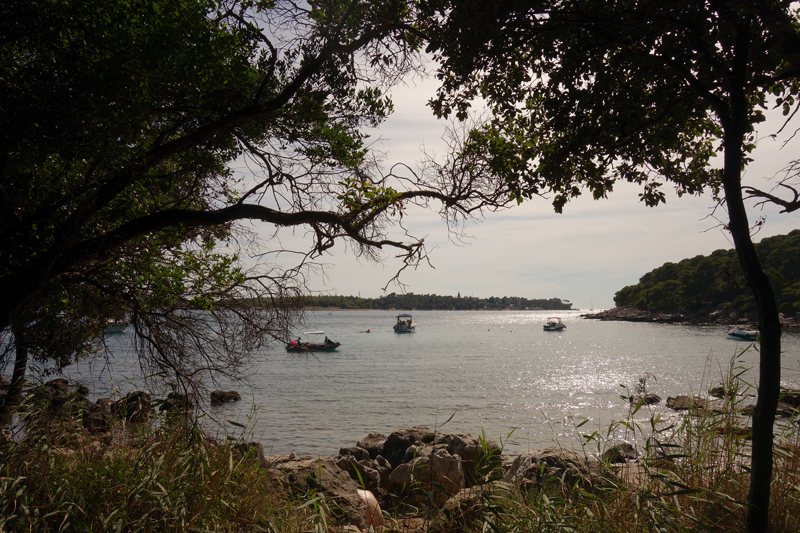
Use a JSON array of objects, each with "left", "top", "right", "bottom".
[{"left": 615, "top": 230, "right": 800, "bottom": 314}]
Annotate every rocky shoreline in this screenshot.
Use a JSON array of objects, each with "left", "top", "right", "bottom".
[
  {"left": 581, "top": 306, "right": 800, "bottom": 328},
  {"left": 255, "top": 425, "right": 619, "bottom": 531},
  {"left": 257, "top": 386, "right": 800, "bottom": 530},
  {"left": 5, "top": 377, "right": 800, "bottom": 531}
]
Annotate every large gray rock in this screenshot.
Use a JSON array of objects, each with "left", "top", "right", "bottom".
[
  {"left": 336, "top": 443, "right": 389, "bottom": 494},
  {"left": 45, "top": 378, "right": 69, "bottom": 389},
  {"left": 447, "top": 432, "right": 500, "bottom": 461},
  {"left": 83, "top": 405, "right": 113, "bottom": 433},
  {"left": 38, "top": 379, "right": 71, "bottom": 408},
  {"left": 601, "top": 443, "right": 638, "bottom": 464},
  {"left": 338, "top": 428, "right": 504, "bottom": 500},
  {"left": 355, "top": 460, "right": 381, "bottom": 492},
  {"left": 334, "top": 454, "right": 381, "bottom": 494},
  {"left": 708, "top": 386, "right": 735, "bottom": 399},
  {"left": 268, "top": 455, "right": 365, "bottom": 529},
  {"left": 236, "top": 442, "right": 271, "bottom": 470},
  {"left": 112, "top": 391, "right": 153, "bottom": 422},
  {"left": 439, "top": 483, "right": 505, "bottom": 527},
  {"left": 402, "top": 443, "right": 430, "bottom": 464},
  {"left": 780, "top": 389, "right": 800, "bottom": 407},
  {"left": 504, "top": 447, "right": 604, "bottom": 488},
  {"left": 160, "top": 392, "right": 194, "bottom": 413},
  {"left": 447, "top": 432, "right": 502, "bottom": 486},
  {"left": 338, "top": 446, "right": 371, "bottom": 462},
  {"left": 382, "top": 426, "right": 438, "bottom": 468},
  {"left": 357, "top": 432, "right": 387, "bottom": 459},
  {"left": 26, "top": 379, "right": 92, "bottom": 417},
  {"left": 386, "top": 447, "right": 465, "bottom": 506},
  {"left": 666, "top": 395, "right": 711, "bottom": 411},
  {"left": 374, "top": 455, "right": 392, "bottom": 492},
  {"left": 629, "top": 394, "right": 661, "bottom": 405},
  {"left": 210, "top": 390, "right": 240, "bottom": 406},
  {"left": 666, "top": 395, "right": 725, "bottom": 415}
]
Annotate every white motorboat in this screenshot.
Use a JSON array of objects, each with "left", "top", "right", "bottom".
[
  {"left": 393, "top": 313, "right": 416, "bottom": 332},
  {"left": 727, "top": 326, "right": 757, "bottom": 341},
  {"left": 543, "top": 317, "right": 566, "bottom": 331}
]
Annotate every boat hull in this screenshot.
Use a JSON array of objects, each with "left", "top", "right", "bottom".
[
  {"left": 543, "top": 317, "right": 566, "bottom": 331},
  {"left": 286, "top": 342, "right": 341, "bottom": 352},
  {"left": 727, "top": 329, "right": 757, "bottom": 341}
]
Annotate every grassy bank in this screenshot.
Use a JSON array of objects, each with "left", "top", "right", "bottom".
[{"left": 0, "top": 416, "right": 309, "bottom": 531}]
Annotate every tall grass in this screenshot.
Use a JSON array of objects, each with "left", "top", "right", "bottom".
[{"left": 0, "top": 405, "right": 308, "bottom": 532}]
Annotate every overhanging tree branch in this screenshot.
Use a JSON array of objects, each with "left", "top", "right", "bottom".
[{"left": 744, "top": 183, "right": 800, "bottom": 213}]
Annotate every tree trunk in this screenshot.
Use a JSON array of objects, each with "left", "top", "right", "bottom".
[
  {"left": 723, "top": 86, "right": 782, "bottom": 533},
  {"left": 732, "top": 178, "right": 782, "bottom": 533}
]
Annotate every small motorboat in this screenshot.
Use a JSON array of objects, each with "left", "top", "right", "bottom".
[
  {"left": 286, "top": 331, "right": 341, "bottom": 352},
  {"left": 543, "top": 317, "right": 566, "bottom": 331},
  {"left": 727, "top": 326, "right": 757, "bottom": 341},
  {"left": 393, "top": 313, "right": 416, "bottom": 332}
]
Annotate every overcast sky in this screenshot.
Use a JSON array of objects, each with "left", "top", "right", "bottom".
[{"left": 242, "top": 71, "right": 800, "bottom": 310}]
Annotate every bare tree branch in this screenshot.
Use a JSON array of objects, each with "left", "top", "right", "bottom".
[{"left": 744, "top": 182, "right": 800, "bottom": 213}]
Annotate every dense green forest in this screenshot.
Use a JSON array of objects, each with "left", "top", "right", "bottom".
[
  {"left": 298, "top": 293, "right": 573, "bottom": 311},
  {"left": 614, "top": 230, "right": 800, "bottom": 315}
]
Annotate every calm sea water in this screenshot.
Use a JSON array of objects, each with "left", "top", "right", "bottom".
[{"left": 62, "top": 310, "right": 800, "bottom": 457}]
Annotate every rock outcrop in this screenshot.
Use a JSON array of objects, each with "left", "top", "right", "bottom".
[
  {"left": 160, "top": 392, "right": 194, "bottom": 413},
  {"left": 504, "top": 447, "right": 605, "bottom": 488},
  {"left": 581, "top": 306, "right": 777, "bottom": 328},
  {"left": 381, "top": 425, "right": 438, "bottom": 468},
  {"left": 267, "top": 455, "right": 366, "bottom": 529},
  {"left": 602, "top": 443, "right": 638, "bottom": 464},
  {"left": 112, "top": 391, "right": 153, "bottom": 422},
  {"left": 387, "top": 446, "right": 465, "bottom": 506},
  {"left": 258, "top": 427, "right": 613, "bottom": 529},
  {"left": 629, "top": 394, "right": 661, "bottom": 405},
  {"left": 356, "top": 432, "right": 387, "bottom": 459},
  {"left": 780, "top": 389, "right": 800, "bottom": 407},
  {"left": 28, "top": 379, "right": 93, "bottom": 416},
  {"left": 210, "top": 390, "right": 241, "bottom": 406},
  {"left": 83, "top": 402, "right": 114, "bottom": 433}
]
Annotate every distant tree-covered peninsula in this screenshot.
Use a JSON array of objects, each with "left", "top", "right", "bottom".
[
  {"left": 615, "top": 230, "right": 800, "bottom": 316},
  {"left": 299, "top": 293, "right": 572, "bottom": 311}
]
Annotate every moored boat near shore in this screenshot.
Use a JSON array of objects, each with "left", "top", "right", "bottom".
[
  {"left": 543, "top": 317, "right": 566, "bottom": 331},
  {"left": 393, "top": 313, "right": 416, "bottom": 332},
  {"left": 727, "top": 326, "right": 758, "bottom": 341},
  {"left": 286, "top": 331, "right": 340, "bottom": 352}
]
